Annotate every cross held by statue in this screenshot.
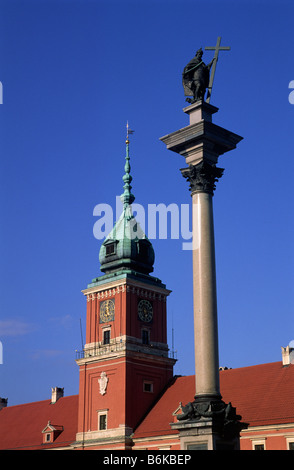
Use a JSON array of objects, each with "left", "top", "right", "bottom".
[{"left": 205, "top": 36, "right": 230, "bottom": 103}]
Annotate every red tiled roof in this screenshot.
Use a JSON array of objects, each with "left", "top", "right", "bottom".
[
  {"left": 133, "top": 362, "right": 294, "bottom": 439},
  {"left": 220, "top": 361, "right": 294, "bottom": 426},
  {"left": 1, "top": 362, "right": 293, "bottom": 448},
  {"left": 0, "top": 395, "right": 79, "bottom": 450}
]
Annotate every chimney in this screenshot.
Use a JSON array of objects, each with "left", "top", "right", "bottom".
[
  {"left": 0, "top": 398, "right": 8, "bottom": 410},
  {"left": 51, "top": 387, "right": 64, "bottom": 404},
  {"left": 281, "top": 345, "right": 294, "bottom": 366}
]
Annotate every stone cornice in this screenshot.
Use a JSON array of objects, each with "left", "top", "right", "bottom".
[
  {"left": 82, "top": 276, "right": 171, "bottom": 299},
  {"left": 160, "top": 120, "right": 243, "bottom": 160},
  {"left": 73, "top": 426, "right": 133, "bottom": 449},
  {"left": 240, "top": 422, "right": 294, "bottom": 434}
]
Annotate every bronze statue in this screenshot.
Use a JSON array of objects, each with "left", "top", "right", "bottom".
[{"left": 182, "top": 48, "right": 215, "bottom": 103}]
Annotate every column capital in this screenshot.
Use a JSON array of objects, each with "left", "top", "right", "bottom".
[{"left": 180, "top": 161, "right": 224, "bottom": 195}]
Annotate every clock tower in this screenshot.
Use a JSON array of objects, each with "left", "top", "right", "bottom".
[{"left": 74, "top": 130, "right": 176, "bottom": 450}]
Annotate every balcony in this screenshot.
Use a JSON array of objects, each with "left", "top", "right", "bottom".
[
  {"left": 75, "top": 341, "right": 124, "bottom": 360},
  {"left": 75, "top": 339, "right": 177, "bottom": 361}
]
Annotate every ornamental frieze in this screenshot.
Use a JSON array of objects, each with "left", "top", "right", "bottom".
[{"left": 87, "top": 284, "right": 166, "bottom": 302}]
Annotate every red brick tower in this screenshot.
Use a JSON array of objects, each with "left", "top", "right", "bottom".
[{"left": 74, "top": 131, "right": 176, "bottom": 450}]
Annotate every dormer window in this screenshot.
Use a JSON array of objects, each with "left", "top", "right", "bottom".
[
  {"left": 106, "top": 243, "right": 115, "bottom": 255},
  {"left": 104, "top": 240, "right": 118, "bottom": 257},
  {"left": 41, "top": 421, "right": 63, "bottom": 444}
]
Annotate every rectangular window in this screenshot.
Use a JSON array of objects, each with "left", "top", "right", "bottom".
[
  {"left": 46, "top": 433, "right": 51, "bottom": 442},
  {"left": 254, "top": 444, "right": 264, "bottom": 450},
  {"left": 106, "top": 243, "right": 115, "bottom": 256},
  {"left": 252, "top": 439, "right": 266, "bottom": 450},
  {"left": 288, "top": 442, "right": 294, "bottom": 450},
  {"left": 97, "top": 409, "right": 108, "bottom": 431},
  {"left": 142, "top": 329, "right": 149, "bottom": 345},
  {"left": 143, "top": 381, "right": 153, "bottom": 393},
  {"left": 103, "top": 329, "right": 110, "bottom": 345},
  {"left": 99, "top": 414, "right": 107, "bottom": 430}
]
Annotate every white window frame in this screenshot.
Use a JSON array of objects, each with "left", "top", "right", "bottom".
[
  {"left": 97, "top": 409, "right": 108, "bottom": 431},
  {"left": 251, "top": 438, "right": 266, "bottom": 450},
  {"left": 102, "top": 327, "right": 111, "bottom": 345},
  {"left": 286, "top": 437, "right": 294, "bottom": 450}
]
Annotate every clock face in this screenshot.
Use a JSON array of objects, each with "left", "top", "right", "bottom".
[
  {"left": 138, "top": 300, "right": 153, "bottom": 323},
  {"left": 100, "top": 299, "right": 115, "bottom": 323}
]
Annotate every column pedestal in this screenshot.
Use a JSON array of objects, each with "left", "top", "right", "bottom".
[{"left": 171, "top": 417, "right": 241, "bottom": 450}]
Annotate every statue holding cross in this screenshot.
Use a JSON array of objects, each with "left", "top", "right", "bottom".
[{"left": 182, "top": 37, "right": 230, "bottom": 104}]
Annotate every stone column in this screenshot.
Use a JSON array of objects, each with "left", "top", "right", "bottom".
[
  {"left": 192, "top": 192, "right": 219, "bottom": 399},
  {"left": 161, "top": 100, "right": 247, "bottom": 449},
  {"left": 181, "top": 161, "right": 224, "bottom": 401}
]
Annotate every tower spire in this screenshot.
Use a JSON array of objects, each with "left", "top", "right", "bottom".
[
  {"left": 121, "top": 122, "right": 135, "bottom": 209},
  {"left": 98, "top": 122, "right": 155, "bottom": 276}
]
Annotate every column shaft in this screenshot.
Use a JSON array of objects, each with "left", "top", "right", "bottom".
[{"left": 192, "top": 191, "right": 220, "bottom": 399}]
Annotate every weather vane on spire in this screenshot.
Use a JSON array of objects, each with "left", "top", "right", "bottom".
[
  {"left": 126, "top": 121, "right": 135, "bottom": 142},
  {"left": 122, "top": 121, "right": 135, "bottom": 209}
]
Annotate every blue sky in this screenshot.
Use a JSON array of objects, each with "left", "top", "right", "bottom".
[{"left": 0, "top": 0, "right": 293, "bottom": 406}]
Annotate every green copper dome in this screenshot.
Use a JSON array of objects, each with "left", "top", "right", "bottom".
[{"left": 99, "top": 132, "right": 155, "bottom": 275}]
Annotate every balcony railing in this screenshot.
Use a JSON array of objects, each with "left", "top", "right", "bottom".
[
  {"left": 75, "top": 341, "right": 125, "bottom": 360},
  {"left": 75, "top": 341, "right": 177, "bottom": 361}
]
